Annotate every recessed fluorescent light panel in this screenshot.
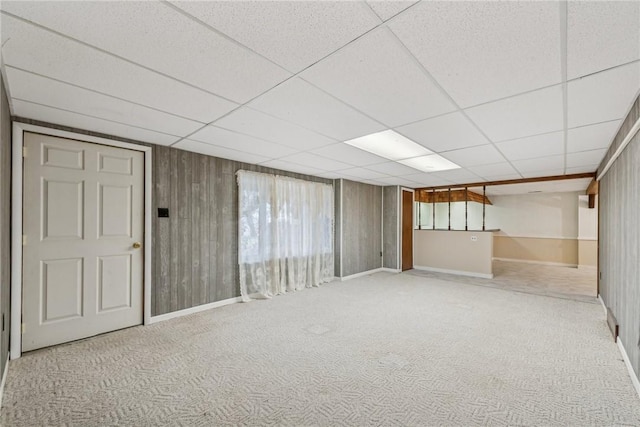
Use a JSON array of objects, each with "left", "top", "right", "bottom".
[
  {"left": 344, "top": 130, "right": 432, "bottom": 161},
  {"left": 343, "top": 130, "right": 461, "bottom": 173},
  {"left": 399, "top": 155, "right": 461, "bottom": 173}
]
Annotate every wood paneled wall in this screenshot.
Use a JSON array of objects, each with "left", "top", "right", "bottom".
[
  {"left": 598, "top": 94, "right": 640, "bottom": 382},
  {"left": 1, "top": 75, "right": 12, "bottom": 375},
  {"left": 339, "top": 179, "right": 382, "bottom": 277},
  {"left": 382, "top": 186, "right": 399, "bottom": 270},
  {"left": 334, "top": 179, "right": 342, "bottom": 277},
  {"left": 151, "top": 146, "right": 332, "bottom": 315}
]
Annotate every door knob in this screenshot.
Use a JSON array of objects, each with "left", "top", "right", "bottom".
[{"left": 132, "top": 242, "right": 142, "bottom": 249}]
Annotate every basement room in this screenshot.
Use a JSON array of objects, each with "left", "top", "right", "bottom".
[{"left": 0, "top": 1, "right": 639, "bottom": 425}]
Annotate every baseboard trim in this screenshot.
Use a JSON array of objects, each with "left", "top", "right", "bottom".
[
  {"left": 341, "top": 268, "right": 384, "bottom": 281},
  {"left": 381, "top": 268, "right": 401, "bottom": 274},
  {"left": 598, "top": 295, "right": 607, "bottom": 317},
  {"left": 493, "top": 257, "right": 578, "bottom": 268},
  {"left": 0, "top": 352, "right": 9, "bottom": 409},
  {"left": 149, "top": 297, "right": 242, "bottom": 324},
  {"left": 413, "top": 265, "right": 493, "bottom": 279},
  {"left": 617, "top": 337, "right": 640, "bottom": 400}
]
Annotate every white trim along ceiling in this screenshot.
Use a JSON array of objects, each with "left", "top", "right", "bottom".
[{"left": 1, "top": 1, "right": 639, "bottom": 190}]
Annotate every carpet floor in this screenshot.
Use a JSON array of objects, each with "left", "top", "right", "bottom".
[
  {"left": 2, "top": 272, "right": 639, "bottom": 426},
  {"left": 410, "top": 260, "right": 597, "bottom": 303}
]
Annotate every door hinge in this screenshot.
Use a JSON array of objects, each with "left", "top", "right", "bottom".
[
  {"left": 21, "top": 323, "right": 26, "bottom": 334},
  {"left": 22, "top": 235, "right": 27, "bottom": 246},
  {"left": 22, "top": 146, "right": 28, "bottom": 158}
]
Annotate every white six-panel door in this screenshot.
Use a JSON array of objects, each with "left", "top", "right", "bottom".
[{"left": 22, "top": 132, "right": 144, "bottom": 351}]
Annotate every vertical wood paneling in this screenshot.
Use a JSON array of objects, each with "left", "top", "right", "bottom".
[
  {"left": 155, "top": 147, "right": 171, "bottom": 315},
  {"left": 334, "top": 179, "right": 342, "bottom": 277},
  {"left": 0, "top": 73, "right": 12, "bottom": 377},
  {"left": 598, "top": 94, "right": 640, "bottom": 382},
  {"left": 341, "top": 179, "right": 382, "bottom": 277},
  {"left": 383, "top": 186, "right": 399, "bottom": 270},
  {"left": 150, "top": 146, "right": 332, "bottom": 315}
]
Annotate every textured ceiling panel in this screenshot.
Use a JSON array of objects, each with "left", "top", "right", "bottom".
[
  {"left": 248, "top": 78, "right": 386, "bottom": 141},
  {"left": 301, "top": 27, "right": 455, "bottom": 128},
  {"left": 170, "top": 1, "right": 380, "bottom": 73},
  {"left": 396, "top": 112, "right": 489, "bottom": 153},
  {"left": 465, "top": 86, "right": 564, "bottom": 142},
  {"left": 1, "top": 1, "right": 290, "bottom": 103},
  {"left": 567, "top": 1, "right": 640, "bottom": 79},
  {"left": 388, "top": 1, "right": 562, "bottom": 107},
  {"left": 0, "top": 14, "right": 238, "bottom": 123}
]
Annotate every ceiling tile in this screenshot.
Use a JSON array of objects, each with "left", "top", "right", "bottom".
[
  {"left": 6, "top": 67, "right": 203, "bottom": 136},
  {"left": 479, "top": 173, "right": 523, "bottom": 182},
  {"left": 0, "top": 14, "right": 238, "bottom": 123},
  {"left": 432, "top": 168, "right": 483, "bottom": 184},
  {"left": 248, "top": 77, "right": 385, "bottom": 141},
  {"left": 468, "top": 163, "right": 518, "bottom": 179},
  {"left": 170, "top": 1, "right": 380, "bottom": 73},
  {"left": 1, "top": 1, "right": 290, "bottom": 103},
  {"left": 567, "top": 62, "right": 640, "bottom": 128},
  {"left": 189, "top": 126, "right": 297, "bottom": 159},
  {"left": 439, "top": 145, "right": 505, "bottom": 167},
  {"left": 396, "top": 112, "right": 489, "bottom": 152},
  {"left": 495, "top": 131, "right": 564, "bottom": 161},
  {"left": 315, "top": 172, "right": 342, "bottom": 180},
  {"left": 401, "top": 173, "right": 452, "bottom": 187},
  {"left": 465, "top": 86, "right": 564, "bottom": 142},
  {"left": 567, "top": 120, "right": 621, "bottom": 153},
  {"left": 566, "top": 149, "right": 607, "bottom": 168},
  {"left": 374, "top": 176, "right": 420, "bottom": 187},
  {"left": 310, "top": 143, "right": 387, "bottom": 167},
  {"left": 366, "top": 1, "right": 417, "bottom": 21},
  {"left": 520, "top": 169, "right": 566, "bottom": 179},
  {"left": 301, "top": 27, "right": 455, "bottom": 127},
  {"left": 567, "top": 1, "right": 640, "bottom": 79},
  {"left": 11, "top": 99, "right": 180, "bottom": 146},
  {"left": 213, "top": 107, "right": 336, "bottom": 151},
  {"left": 175, "top": 139, "right": 271, "bottom": 164},
  {"left": 367, "top": 0, "right": 416, "bottom": 21},
  {"left": 270, "top": 152, "right": 352, "bottom": 172},
  {"left": 566, "top": 165, "right": 599, "bottom": 174},
  {"left": 512, "top": 155, "right": 565, "bottom": 173},
  {"left": 388, "top": 1, "right": 562, "bottom": 107},
  {"left": 259, "top": 159, "right": 325, "bottom": 176},
  {"left": 366, "top": 161, "right": 420, "bottom": 177},
  {"left": 338, "top": 167, "right": 390, "bottom": 180}
]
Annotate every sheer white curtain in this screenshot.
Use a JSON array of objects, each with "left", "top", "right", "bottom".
[{"left": 237, "top": 170, "right": 334, "bottom": 301}]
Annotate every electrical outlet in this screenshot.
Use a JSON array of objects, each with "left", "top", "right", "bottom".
[{"left": 471, "top": 235, "right": 478, "bottom": 242}]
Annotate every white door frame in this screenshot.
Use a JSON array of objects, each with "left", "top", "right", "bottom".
[
  {"left": 11, "top": 123, "right": 152, "bottom": 359},
  {"left": 399, "top": 187, "right": 415, "bottom": 270}
]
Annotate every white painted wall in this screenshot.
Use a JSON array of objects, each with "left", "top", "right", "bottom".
[
  {"left": 578, "top": 195, "right": 598, "bottom": 240},
  {"left": 485, "top": 192, "right": 580, "bottom": 239}
]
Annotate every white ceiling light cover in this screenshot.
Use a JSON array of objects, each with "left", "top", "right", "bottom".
[
  {"left": 399, "top": 154, "right": 460, "bottom": 173},
  {"left": 343, "top": 130, "right": 433, "bottom": 161}
]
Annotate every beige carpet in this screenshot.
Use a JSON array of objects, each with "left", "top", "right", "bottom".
[
  {"left": 2, "top": 272, "right": 639, "bottom": 426},
  {"left": 411, "top": 260, "right": 597, "bottom": 303}
]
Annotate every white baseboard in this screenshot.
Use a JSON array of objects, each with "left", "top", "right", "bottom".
[
  {"left": 149, "top": 297, "right": 242, "bottom": 324},
  {"left": 0, "top": 352, "right": 9, "bottom": 409},
  {"left": 340, "top": 268, "right": 384, "bottom": 281},
  {"left": 413, "top": 265, "right": 493, "bottom": 279},
  {"left": 493, "top": 257, "right": 578, "bottom": 268},
  {"left": 381, "top": 268, "right": 401, "bottom": 274},
  {"left": 598, "top": 294, "right": 607, "bottom": 317},
  {"left": 617, "top": 337, "right": 640, "bottom": 400}
]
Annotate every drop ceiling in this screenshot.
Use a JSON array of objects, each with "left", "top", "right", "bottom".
[{"left": 1, "top": 1, "right": 639, "bottom": 188}]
